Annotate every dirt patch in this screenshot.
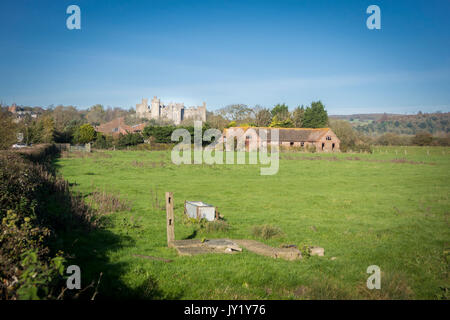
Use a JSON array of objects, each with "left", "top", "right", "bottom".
[
  {"left": 234, "top": 239, "right": 302, "bottom": 261},
  {"left": 171, "top": 238, "right": 302, "bottom": 261}
]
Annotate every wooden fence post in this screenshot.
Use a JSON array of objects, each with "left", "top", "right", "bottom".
[{"left": 166, "top": 192, "right": 175, "bottom": 247}]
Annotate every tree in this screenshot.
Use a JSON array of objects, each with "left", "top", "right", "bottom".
[
  {"left": 117, "top": 132, "right": 144, "bottom": 147},
  {"left": 40, "top": 116, "right": 55, "bottom": 143},
  {"left": 206, "top": 111, "right": 228, "bottom": 131},
  {"left": 255, "top": 108, "right": 272, "bottom": 127},
  {"left": 74, "top": 124, "right": 96, "bottom": 144},
  {"left": 292, "top": 106, "right": 305, "bottom": 128},
  {"left": 0, "top": 109, "right": 18, "bottom": 149},
  {"left": 86, "top": 104, "right": 105, "bottom": 125},
  {"left": 303, "top": 101, "right": 328, "bottom": 128},
  {"left": 271, "top": 104, "right": 290, "bottom": 121},
  {"left": 412, "top": 132, "right": 433, "bottom": 146},
  {"left": 269, "top": 115, "right": 293, "bottom": 128},
  {"left": 330, "top": 119, "right": 372, "bottom": 152},
  {"left": 217, "top": 104, "right": 254, "bottom": 122},
  {"left": 52, "top": 105, "right": 84, "bottom": 131}
]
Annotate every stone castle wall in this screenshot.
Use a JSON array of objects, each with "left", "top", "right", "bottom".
[{"left": 136, "top": 97, "right": 206, "bottom": 124}]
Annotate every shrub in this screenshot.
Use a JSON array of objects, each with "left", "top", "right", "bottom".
[
  {"left": 117, "top": 132, "right": 144, "bottom": 148},
  {"left": 412, "top": 132, "right": 433, "bottom": 146},
  {"left": 205, "top": 220, "right": 230, "bottom": 233},
  {"left": 0, "top": 147, "right": 100, "bottom": 299},
  {"left": 87, "top": 188, "right": 133, "bottom": 215},
  {"left": 251, "top": 224, "right": 283, "bottom": 239},
  {"left": 92, "top": 133, "right": 114, "bottom": 149},
  {"left": 306, "top": 144, "right": 316, "bottom": 153}
]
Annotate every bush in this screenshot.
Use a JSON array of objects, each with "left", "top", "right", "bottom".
[
  {"left": 117, "top": 132, "right": 144, "bottom": 148},
  {"left": 0, "top": 148, "right": 99, "bottom": 299},
  {"left": 306, "top": 144, "right": 316, "bottom": 153},
  {"left": 376, "top": 133, "right": 412, "bottom": 146},
  {"left": 92, "top": 133, "right": 114, "bottom": 149},
  {"left": 251, "top": 224, "right": 283, "bottom": 239},
  {"left": 87, "top": 188, "right": 133, "bottom": 215},
  {"left": 205, "top": 220, "right": 230, "bottom": 233},
  {"left": 412, "top": 132, "right": 433, "bottom": 146}
]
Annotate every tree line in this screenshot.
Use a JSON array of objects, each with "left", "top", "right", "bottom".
[{"left": 1, "top": 102, "right": 448, "bottom": 151}]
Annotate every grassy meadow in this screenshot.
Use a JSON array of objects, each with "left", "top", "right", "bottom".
[{"left": 55, "top": 146, "right": 450, "bottom": 299}]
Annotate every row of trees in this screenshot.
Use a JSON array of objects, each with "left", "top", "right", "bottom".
[
  {"left": 2, "top": 102, "right": 448, "bottom": 151},
  {"left": 353, "top": 112, "right": 450, "bottom": 136},
  {"left": 207, "top": 101, "right": 329, "bottom": 130}
]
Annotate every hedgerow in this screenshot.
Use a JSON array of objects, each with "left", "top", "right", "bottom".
[{"left": 0, "top": 145, "right": 99, "bottom": 299}]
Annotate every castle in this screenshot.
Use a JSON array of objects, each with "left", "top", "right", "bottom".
[{"left": 136, "top": 96, "right": 207, "bottom": 125}]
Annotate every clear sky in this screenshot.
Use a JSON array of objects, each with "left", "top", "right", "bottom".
[{"left": 1, "top": 0, "right": 449, "bottom": 114}]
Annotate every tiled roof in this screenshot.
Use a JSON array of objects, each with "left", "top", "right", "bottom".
[
  {"left": 95, "top": 117, "right": 146, "bottom": 136},
  {"left": 224, "top": 127, "right": 331, "bottom": 142}
]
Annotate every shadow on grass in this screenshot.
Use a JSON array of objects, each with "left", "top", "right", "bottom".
[
  {"left": 62, "top": 224, "right": 179, "bottom": 299},
  {"left": 52, "top": 157, "right": 179, "bottom": 299},
  {"left": 183, "top": 229, "right": 197, "bottom": 240}
]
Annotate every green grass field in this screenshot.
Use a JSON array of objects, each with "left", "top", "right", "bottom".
[{"left": 55, "top": 146, "right": 450, "bottom": 299}]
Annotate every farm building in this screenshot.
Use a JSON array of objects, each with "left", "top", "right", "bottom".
[
  {"left": 95, "top": 117, "right": 146, "bottom": 137},
  {"left": 223, "top": 127, "right": 340, "bottom": 152}
]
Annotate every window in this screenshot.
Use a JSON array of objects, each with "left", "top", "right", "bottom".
[
  {"left": 326, "top": 136, "right": 332, "bottom": 140},
  {"left": 301, "top": 142, "right": 304, "bottom": 147},
  {"left": 290, "top": 142, "right": 294, "bottom": 146}
]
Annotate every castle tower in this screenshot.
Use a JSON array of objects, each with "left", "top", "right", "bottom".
[
  {"left": 200, "top": 102, "right": 207, "bottom": 121},
  {"left": 151, "top": 96, "right": 160, "bottom": 120},
  {"left": 136, "top": 98, "right": 148, "bottom": 118}
]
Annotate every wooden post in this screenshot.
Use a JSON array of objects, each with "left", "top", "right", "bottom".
[{"left": 166, "top": 192, "right": 175, "bottom": 247}]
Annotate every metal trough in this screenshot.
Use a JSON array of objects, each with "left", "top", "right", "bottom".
[{"left": 184, "top": 201, "right": 216, "bottom": 221}]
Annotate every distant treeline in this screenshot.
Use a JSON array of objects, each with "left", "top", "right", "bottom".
[{"left": 332, "top": 112, "right": 450, "bottom": 136}]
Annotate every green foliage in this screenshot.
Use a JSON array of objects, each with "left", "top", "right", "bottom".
[
  {"left": 0, "top": 109, "right": 18, "bottom": 149},
  {"left": 303, "top": 101, "right": 328, "bottom": 128},
  {"left": 292, "top": 106, "right": 305, "bottom": 128},
  {"left": 271, "top": 104, "right": 290, "bottom": 120},
  {"left": 226, "top": 121, "right": 237, "bottom": 128},
  {"left": 92, "top": 132, "right": 114, "bottom": 149},
  {"left": 352, "top": 112, "right": 449, "bottom": 136},
  {"left": 0, "top": 148, "right": 100, "bottom": 299},
  {"left": 22, "top": 116, "right": 56, "bottom": 144},
  {"left": 143, "top": 124, "right": 210, "bottom": 144},
  {"left": 74, "top": 124, "right": 96, "bottom": 144},
  {"left": 117, "top": 132, "right": 144, "bottom": 148},
  {"left": 269, "top": 115, "right": 293, "bottom": 128}
]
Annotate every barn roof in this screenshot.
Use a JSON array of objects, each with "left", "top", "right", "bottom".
[
  {"left": 224, "top": 127, "right": 333, "bottom": 142},
  {"left": 95, "top": 117, "right": 146, "bottom": 136}
]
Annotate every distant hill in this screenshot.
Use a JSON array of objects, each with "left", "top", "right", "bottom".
[{"left": 330, "top": 112, "right": 450, "bottom": 136}]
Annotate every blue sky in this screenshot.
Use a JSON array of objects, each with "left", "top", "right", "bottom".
[{"left": 0, "top": 0, "right": 449, "bottom": 114}]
